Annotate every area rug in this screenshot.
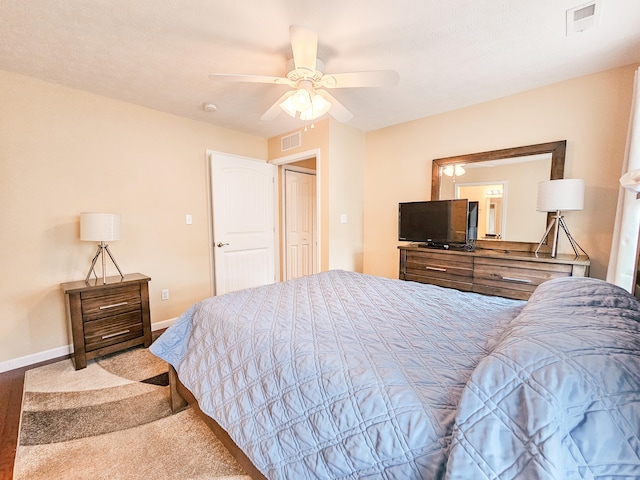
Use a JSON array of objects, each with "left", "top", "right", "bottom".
[{"left": 13, "top": 347, "right": 251, "bottom": 480}]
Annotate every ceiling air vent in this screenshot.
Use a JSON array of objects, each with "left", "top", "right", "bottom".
[
  {"left": 281, "top": 132, "right": 301, "bottom": 152},
  {"left": 566, "top": 1, "right": 600, "bottom": 35}
]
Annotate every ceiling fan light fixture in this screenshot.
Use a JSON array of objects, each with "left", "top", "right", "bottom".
[
  {"left": 280, "top": 94, "right": 298, "bottom": 118},
  {"left": 280, "top": 85, "right": 331, "bottom": 120},
  {"left": 299, "top": 93, "right": 331, "bottom": 121},
  {"left": 443, "top": 165, "right": 466, "bottom": 177},
  {"left": 293, "top": 87, "right": 312, "bottom": 111},
  {"left": 280, "top": 87, "right": 313, "bottom": 117}
]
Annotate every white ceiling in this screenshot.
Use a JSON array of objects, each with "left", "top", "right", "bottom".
[{"left": 1, "top": 0, "right": 639, "bottom": 139}]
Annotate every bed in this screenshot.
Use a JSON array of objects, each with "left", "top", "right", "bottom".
[{"left": 150, "top": 270, "right": 640, "bottom": 479}]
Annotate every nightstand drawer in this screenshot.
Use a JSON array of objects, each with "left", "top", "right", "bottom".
[
  {"left": 84, "top": 310, "right": 144, "bottom": 352},
  {"left": 81, "top": 284, "right": 141, "bottom": 321},
  {"left": 473, "top": 257, "right": 572, "bottom": 300},
  {"left": 405, "top": 250, "right": 473, "bottom": 290}
]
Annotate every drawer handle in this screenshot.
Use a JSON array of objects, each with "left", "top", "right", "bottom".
[
  {"left": 101, "top": 329, "right": 130, "bottom": 340},
  {"left": 501, "top": 276, "right": 532, "bottom": 284},
  {"left": 426, "top": 266, "right": 447, "bottom": 272},
  {"left": 99, "top": 301, "right": 128, "bottom": 310}
]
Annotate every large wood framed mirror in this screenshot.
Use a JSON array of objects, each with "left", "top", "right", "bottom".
[{"left": 432, "top": 140, "right": 566, "bottom": 253}]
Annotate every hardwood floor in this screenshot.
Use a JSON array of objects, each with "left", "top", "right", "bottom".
[
  {"left": 0, "top": 330, "right": 166, "bottom": 480},
  {"left": 0, "top": 355, "right": 70, "bottom": 480}
]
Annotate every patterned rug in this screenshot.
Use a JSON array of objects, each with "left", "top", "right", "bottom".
[{"left": 14, "top": 347, "right": 251, "bottom": 480}]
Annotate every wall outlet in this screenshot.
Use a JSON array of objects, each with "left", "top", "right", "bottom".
[{"left": 161, "top": 289, "right": 169, "bottom": 301}]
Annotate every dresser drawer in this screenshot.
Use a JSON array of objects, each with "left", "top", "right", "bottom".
[
  {"left": 84, "top": 310, "right": 144, "bottom": 352},
  {"left": 473, "top": 257, "right": 572, "bottom": 300},
  {"left": 404, "top": 250, "right": 473, "bottom": 290},
  {"left": 399, "top": 246, "right": 589, "bottom": 302},
  {"left": 81, "top": 284, "right": 141, "bottom": 321}
]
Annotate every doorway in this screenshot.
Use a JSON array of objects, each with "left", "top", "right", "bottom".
[
  {"left": 271, "top": 148, "right": 322, "bottom": 281},
  {"left": 207, "top": 148, "right": 322, "bottom": 295},
  {"left": 457, "top": 182, "right": 507, "bottom": 240}
]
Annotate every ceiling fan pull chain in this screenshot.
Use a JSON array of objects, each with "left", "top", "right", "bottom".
[{"left": 305, "top": 91, "right": 316, "bottom": 130}]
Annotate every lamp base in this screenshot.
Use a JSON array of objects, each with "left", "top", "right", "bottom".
[
  {"left": 535, "top": 211, "right": 582, "bottom": 258},
  {"left": 86, "top": 242, "right": 124, "bottom": 284}
]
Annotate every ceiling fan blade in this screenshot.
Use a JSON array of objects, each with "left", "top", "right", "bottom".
[
  {"left": 210, "top": 73, "right": 291, "bottom": 86},
  {"left": 320, "top": 70, "right": 400, "bottom": 89},
  {"left": 290, "top": 25, "right": 318, "bottom": 72},
  {"left": 260, "top": 91, "right": 295, "bottom": 121},
  {"left": 316, "top": 90, "right": 353, "bottom": 122}
]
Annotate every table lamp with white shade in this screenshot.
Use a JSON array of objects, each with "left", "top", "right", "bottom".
[
  {"left": 535, "top": 179, "right": 585, "bottom": 258},
  {"left": 620, "top": 168, "right": 640, "bottom": 197},
  {"left": 80, "top": 212, "right": 124, "bottom": 284}
]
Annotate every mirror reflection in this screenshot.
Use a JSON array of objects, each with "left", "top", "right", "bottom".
[
  {"left": 431, "top": 140, "right": 567, "bottom": 251},
  {"left": 439, "top": 154, "right": 552, "bottom": 242}
]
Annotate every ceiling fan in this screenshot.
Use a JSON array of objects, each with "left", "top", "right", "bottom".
[{"left": 210, "top": 25, "right": 399, "bottom": 123}]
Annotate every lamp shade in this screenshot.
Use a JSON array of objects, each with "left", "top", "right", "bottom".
[
  {"left": 536, "top": 179, "right": 584, "bottom": 212},
  {"left": 620, "top": 169, "right": 640, "bottom": 192},
  {"left": 281, "top": 89, "right": 332, "bottom": 120},
  {"left": 299, "top": 94, "right": 332, "bottom": 120},
  {"left": 80, "top": 213, "right": 122, "bottom": 241}
]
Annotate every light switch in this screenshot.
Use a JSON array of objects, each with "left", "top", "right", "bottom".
[
  {"left": 185, "top": 214, "right": 193, "bottom": 225},
  {"left": 340, "top": 214, "right": 348, "bottom": 224}
]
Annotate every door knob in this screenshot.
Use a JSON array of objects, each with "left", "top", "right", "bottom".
[{"left": 216, "top": 242, "right": 230, "bottom": 248}]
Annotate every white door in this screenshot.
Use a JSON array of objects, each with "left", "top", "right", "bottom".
[
  {"left": 284, "top": 169, "right": 317, "bottom": 279},
  {"left": 210, "top": 152, "right": 277, "bottom": 295}
]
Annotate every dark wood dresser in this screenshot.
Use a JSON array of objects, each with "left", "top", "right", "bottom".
[
  {"left": 399, "top": 245, "right": 590, "bottom": 300},
  {"left": 61, "top": 273, "right": 152, "bottom": 369}
]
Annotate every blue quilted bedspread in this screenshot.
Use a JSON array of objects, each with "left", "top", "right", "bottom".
[{"left": 150, "top": 271, "right": 640, "bottom": 479}]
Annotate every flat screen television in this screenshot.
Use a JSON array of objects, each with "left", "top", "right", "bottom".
[{"left": 398, "top": 199, "right": 477, "bottom": 246}]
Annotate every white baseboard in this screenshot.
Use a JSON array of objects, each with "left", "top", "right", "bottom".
[
  {"left": 0, "top": 317, "right": 178, "bottom": 374},
  {"left": 0, "top": 344, "right": 74, "bottom": 374},
  {"left": 151, "top": 317, "right": 177, "bottom": 331}
]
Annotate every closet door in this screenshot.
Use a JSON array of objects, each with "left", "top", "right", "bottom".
[{"left": 284, "top": 169, "right": 317, "bottom": 280}]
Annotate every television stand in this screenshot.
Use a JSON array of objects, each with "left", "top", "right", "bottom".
[
  {"left": 398, "top": 245, "right": 589, "bottom": 300},
  {"left": 414, "top": 242, "right": 474, "bottom": 252}
]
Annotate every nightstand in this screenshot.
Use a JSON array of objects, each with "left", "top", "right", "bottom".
[{"left": 61, "top": 273, "right": 152, "bottom": 370}]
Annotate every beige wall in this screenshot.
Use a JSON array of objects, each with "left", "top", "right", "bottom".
[
  {"left": 268, "top": 120, "right": 331, "bottom": 271},
  {"left": 0, "top": 70, "right": 267, "bottom": 366},
  {"left": 364, "top": 64, "right": 638, "bottom": 280},
  {"left": 4, "top": 63, "right": 636, "bottom": 366},
  {"left": 328, "top": 121, "right": 365, "bottom": 271},
  {"left": 268, "top": 118, "right": 366, "bottom": 272}
]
